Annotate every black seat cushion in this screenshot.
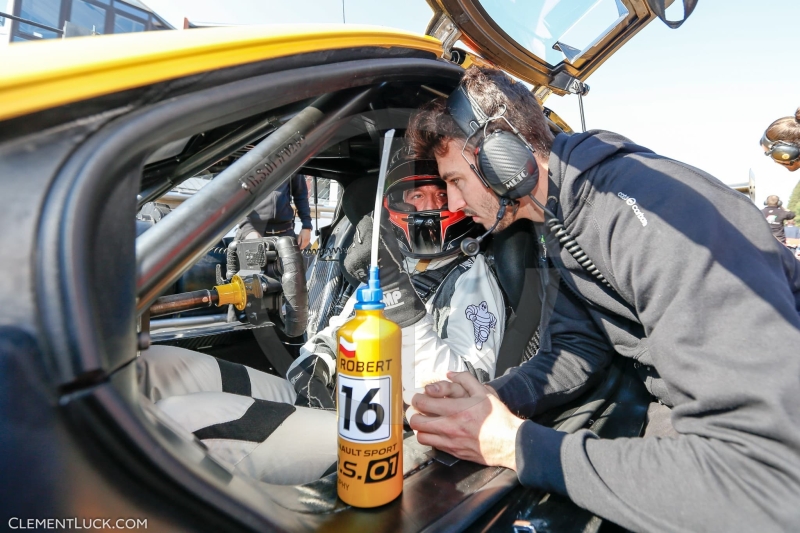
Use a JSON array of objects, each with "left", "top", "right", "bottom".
[
  {"left": 489, "top": 219, "right": 543, "bottom": 376},
  {"left": 306, "top": 176, "right": 380, "bottom": 335},
  {"left": 342, "top": 176, "right": 379, "bottom": 226}
]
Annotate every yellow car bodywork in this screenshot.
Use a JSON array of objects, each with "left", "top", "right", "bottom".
[{"left": 0, "top": 25, "right": 443, "bottom": 122}]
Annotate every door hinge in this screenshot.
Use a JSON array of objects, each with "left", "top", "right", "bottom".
[{"left": 426, "top": 11, "right": 462, "bottom": 62}]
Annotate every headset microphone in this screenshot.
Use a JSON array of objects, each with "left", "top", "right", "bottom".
[{"left": 460, "top": 198, "right": 510, "bottom": 256}]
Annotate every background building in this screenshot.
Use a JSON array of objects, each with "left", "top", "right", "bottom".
[{"left": 1, "top": 0, "right": 171, "bottom": 44}]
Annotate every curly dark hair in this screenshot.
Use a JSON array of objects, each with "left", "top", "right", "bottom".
[
  {"left": 406, "top": 66, "right": 554, "bottom": 160},
  {"left": 765, "top": 107, "right": 800, "bottom": 145}
]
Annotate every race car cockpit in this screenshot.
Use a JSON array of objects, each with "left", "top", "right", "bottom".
[{"left": 0, "top": 6, "right": 685, "bottom": 528}]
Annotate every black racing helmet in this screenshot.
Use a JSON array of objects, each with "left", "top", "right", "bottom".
[{"left": 383, "top": 150, "right": 476, "bottom": 259}]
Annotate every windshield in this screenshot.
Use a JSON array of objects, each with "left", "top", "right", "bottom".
[{"left": 478, "top": 0, "right": 629, "bottom": 66}]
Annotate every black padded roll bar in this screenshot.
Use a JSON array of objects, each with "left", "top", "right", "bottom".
[
  {"left": 136, "top": 87, "right": 378, "bottom": 313},
  {"left": 137, "top": 114, "right": 277, "bottom": 209}
]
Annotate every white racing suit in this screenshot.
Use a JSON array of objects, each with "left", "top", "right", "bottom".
[{"left": 137, "top": 254, "right": 504, "bottom": 485}]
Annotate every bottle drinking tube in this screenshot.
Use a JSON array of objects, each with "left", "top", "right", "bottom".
[{"left": 336, "top": 130, "right": 403, "bottom": 508}]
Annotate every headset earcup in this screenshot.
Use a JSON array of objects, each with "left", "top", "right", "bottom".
[
  {"left": 476, "top": 131, "right": 538, "bottom": 200},
  {"left": 770, "top": 143, "right": 800, "bottom": 163},
  {"left": 765, "top": 198, "right": 784, "bottom": 207}
]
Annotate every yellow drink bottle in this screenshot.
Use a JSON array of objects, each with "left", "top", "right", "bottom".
[{"left": 336, "top": 266, "right": 403, "bottom": 508}]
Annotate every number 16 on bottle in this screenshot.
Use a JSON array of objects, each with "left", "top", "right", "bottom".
[{"left": 338, "top": 375, "right": 391, "bottom": 442}]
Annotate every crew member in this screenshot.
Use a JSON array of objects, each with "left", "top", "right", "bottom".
[
  {"left": 762, "top": 195, "right": 796, "bottom": 245},
  {"left": 238, "top": 173, "right": 314, "bottom": 249},
  {"left": 761, "top": 107, "right": 800, "bottom": 172},
  {"left": 406, "top": 66, "right": 800, "bottom": 532}
]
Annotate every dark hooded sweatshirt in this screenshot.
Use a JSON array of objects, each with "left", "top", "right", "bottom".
[{"left": 488, "top": 131, "right": 800, "bottom": 532}]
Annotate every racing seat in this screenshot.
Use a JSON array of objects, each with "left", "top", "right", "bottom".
[
  {"left": 305, "top": 176, "right": 378, "bottom": 336},
  {"left": 489, "top": 218, "right": 544, "bottom": 376},
  {"left": 305, "top": 218, "right": 353, "bottom": 336}
]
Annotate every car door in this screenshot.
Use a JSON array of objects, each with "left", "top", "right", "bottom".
[
  {"left": 427, "top": 0, "right": 694, "bottom": 94},
  {"left": 0, "top": 26, "right": 480, "bottom": 532}
]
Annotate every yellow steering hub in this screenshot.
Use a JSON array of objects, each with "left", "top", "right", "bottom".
[{"left": 215, "top": 274, "right": 247, "bottom": 311}]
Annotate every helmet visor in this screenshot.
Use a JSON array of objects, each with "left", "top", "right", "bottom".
[
  {"left": 385, "top": 176, "right": 474, "bottom": 258},
  {"left": 385, "top": 177, "right": 448, "bottom": 213}
]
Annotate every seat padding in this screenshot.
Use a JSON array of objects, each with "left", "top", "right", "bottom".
[{"left": 490, "top": 219, "right": 543, "bottom": 376}]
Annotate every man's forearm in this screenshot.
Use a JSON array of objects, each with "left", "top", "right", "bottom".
[
  {"left": 489, "top": 281, "right": 613, "bottom": 418},
  {"left": 552, "top": 428, "right": 799, "bottom": 532}
]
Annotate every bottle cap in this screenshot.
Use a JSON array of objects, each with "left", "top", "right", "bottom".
[{"left": 355, "top": 266, "right": 385, "bottom": 310}]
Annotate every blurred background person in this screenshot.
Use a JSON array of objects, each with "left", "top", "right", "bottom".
[
  {"left": 784, "top": 219, "right": 800, "bottom": 255},
  {"left": 762, "top": 195, "right": 796, "bottom": 245},
  {"left": 237, "top": 173, "right": 313, "bottom": 249},
  {"left": 761, "top": 107, "right": 800, "bottom": 172}
]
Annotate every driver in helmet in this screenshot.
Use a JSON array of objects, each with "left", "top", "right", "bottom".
[
  {"left": 137, "top": 151, "right": 506, "bottom": 485},
  {"left": 287, "top": 152, "right": 505, "bottom": 408}
]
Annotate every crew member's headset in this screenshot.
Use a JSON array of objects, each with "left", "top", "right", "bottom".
[
  {"left": 764, "top": 196, "right": 783, "bottom": 208},
  {"left": 760, "top": 131, "right": 800, "bottom": 165},
  {"left": 447, "top": 84, "right": 615, "bottom": 290}
]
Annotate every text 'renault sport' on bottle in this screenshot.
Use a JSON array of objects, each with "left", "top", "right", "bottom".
[{"left": 336, "top": 266, "right": 403, "bottom": 508}]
